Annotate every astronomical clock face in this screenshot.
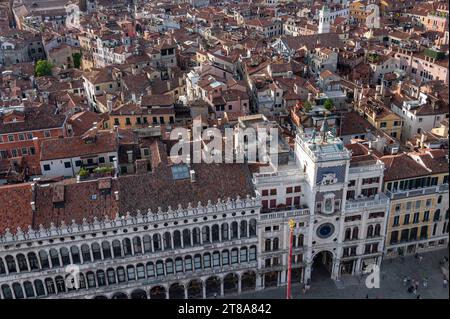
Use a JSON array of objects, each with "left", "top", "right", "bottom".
[{"left": 316, "top": 223, "right": 335, "bottom": 239}]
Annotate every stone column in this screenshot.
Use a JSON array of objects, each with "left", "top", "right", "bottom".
[
  {"left": 202, "top": 284, "right": 206, "bottom": 299},
  {"left": 184, "top": 287, "right": 188, "bottom": 299},
  {"left": 14, "top": 258, "right": 20, "bottom": 273},
  {"left": 331, "top": 257, "right": 341, "bottom": 280},
  {"left": 98, "top": 245, "right": 103, "bottom": 260},
  {"left": 304, "top": 261, "right": 312, "bottom": 285},
  {"left": 355, "top": 258, "right": 362, "bottom": 275},
  {"left": 238, "top": 276, "right": 242, "bottom": 294},
  {"left": 220, "top": 280, "right": 224, "bottom": 296},
  {"left": 25, "top": 256, "right": 31, "bottom": 272}
]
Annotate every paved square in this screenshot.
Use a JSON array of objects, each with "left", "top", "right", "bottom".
[{"left": 225, "top": 249, "right": 449, "bottom": 299}]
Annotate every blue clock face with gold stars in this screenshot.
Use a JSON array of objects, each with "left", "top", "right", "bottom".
[{"left": 317, "top": 223, "right": 335, "bottom": 239}]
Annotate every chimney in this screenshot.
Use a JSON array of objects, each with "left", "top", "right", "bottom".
[
  {"left": 113, "top": 157, "right": 119, "bottom": 177},
  {"left": 126, "top": 150, "right": 133, "bottom": 163},
  {"left": 107, "top": 97, "right": 113, "bottom": 112},
  {"left": 420, "top": 132, "right": 426, "bottom": 148},
  {"left": 397, "top": 81, "right": 403, "bottom": 95},
  {"left": 190, "top": 169, "right": 196, "bottom": 183}
]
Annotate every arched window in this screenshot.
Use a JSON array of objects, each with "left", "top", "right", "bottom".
[
  {"left": 34, "top": 280, "right": 45, "bottom": 296},
  {"left": 81, "top": 244, "right": 91, "bottom": 263},
  {"left": 249, "top": 219, "right": 257, "bottom": 237},
  {"left": 203, "top": 253, "right": 211, "bottom": 268},
  {"left": 78, "top": 273, "right": 86, "bottom": 289},
  {"left": 194, "top": 254, "right": 202, "bottom": 270},
  {"left": 38, "top": 250, "right": 49, "bottom": 270},
  {"left": 212, "top": 225, "right": 220, "bottom": 242},
  {"left": 12, "top": 283, "right": 24, "bottom": 299},
  {"left": 292, "top": 235, "right": 297, "bottom": 248},
  {"left": 298, "top": 234, "right": 304, "bottom": 247},
  {"left": 153, "top": 234, "right": 162, "bottom": 251},
  {"left": 70, "top": 246, "right": 81, "bottom": 264},
  {"left": 249, "top": 245, "right": 257, "bottom": 261},
  {"left": 101, "top": 242, "right": 111, "bottom": 259},
  {"left": 173, "top": 231, "right": 182, "bottom": 248},
  {"left": 23, "top": 281, "right": 35, "bottom": 298},
  {"left": 434, "top": 209, "right": 441, "bottom": 221},
  {"left": 352, "top": 227, "right": 359, "bottom": 240},
  {"left": 1, "top": 284, "right": 13, "bottom": 299},
  {"left": 175, "top": 257, "right": 184, "bottom": 273},
  {"left": 86, "top": 272, "right": 96, "bottom": 288},
  {"left": 240, "top": 247, "right": 248, "bottom": 262},
  {"left": 27, "top": 252, "right": 39, "bottom": 270},
  {"left": 222, "top": 250, "right": 230, "bottom": 265},
  {"left": 5, "top": 256, "right": 16, "bottom": 273},
  {"left": 221, "top": 223, "right": 229, "bottom": 241},
  {"left": 367, "top": 225, "right": 374, "bottom": 238},
  {"left": 192, "top": 228, "right": 201, "bottom": 245},
  {"left": 273, "top": 238, "right": 279, "bottom": 251},
  {"left": 212, "top": 251, "right": 220, "bottom": 267},
  {"left": 374, "top": 224, "right": 381, "bottom": 237},
  {"left": 117, "top": 267, "right": 126, "bottom": 283},
  {"left": 202, "top": 226, "right": 210, "bottom": 243},
  {"left": 45, "top": 278, "right": 56, "bottom": 294},
  {"left": 143, "top": 235, "right": 152, "bottom": 252},
  {"left": 60, "top": 247, "right": 70, "bottom": 265},
  {"left": 97, "top": 270, "right": 106, "bottom": 286},
  {"left": 91, "top": 242, "right": 102, "bottom": 260},
  {"left": 231, "top": 248, "right": 239, "bottom": 264},
  {"left": 127, "top": 265, "right": 136, "bottom": 281},
  {"left": 133, "top": 237, "right": 142, "bottom": 254},
  {"left": 240, "top": 220, "right": 248, "bottom": 238},
  {"left": 184, "top": 255, "right": 193, "bottom": 271},
  {"left": 122, "top": 238, "right": 132, "bottom": 256},
  {"left": 146, "top": 262, "right": 155, "bottom": 277},
  {"left": 107, "top": 268, "right": 116, "bottom": 284},
  {"left": 344, "top": 228, "right": 351, "bottom": 241},
  {"left": 265, "top": 239, "right": 271, "bottom": 251},
  {"left": 136, "top": 264, "right": 145, "bottom": 279},
  {"left": 166, "top": 258, "right": 174, "bottom": 274},
  {"left": 55, "top": 276, "right": 66, "bottom": 293},
  {"left": 106, "top": 268, "right": 116, "bottom": 285},
  {"left": 163, "top": 232, "right": 172, "bottom": 250},
  {"left": 0, "top": 257, "right": 5, "bottom": 275},
  {"left": 182, "top": 229, "right": 191, "bottom": 247},
  {"left": 17, "top": 254, "right": 28, "bottom": 272},
  {"left": 231, "top": 222, "right": 238, "bottom": 239},
  {"left": 156, "top": 260, "right": 165, "bottom": 276},
  {"left": 49, "top": 249, "right": 60, "bottom": 268},
  {"left": 112, "top": 240, "right": 122, "bottom": 258}
]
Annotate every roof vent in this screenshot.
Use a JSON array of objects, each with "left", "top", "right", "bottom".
[{"left": 190, "top": 170, "right": 196, "bottom": 183}]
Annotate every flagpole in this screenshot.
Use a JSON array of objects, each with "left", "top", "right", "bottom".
[{"left": 286, "top": 219, "right": 295, "bottom": 299}]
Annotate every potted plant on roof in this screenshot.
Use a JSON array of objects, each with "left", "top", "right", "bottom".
[
  {"left": 92, "top": 166, "right": 114, "bottom": 178},
  {"left": 324, "top": 98, "right": 334, "bottom": 112},
  {"left": 77, "top": 167, "right": 89, "bottom": 181},
  {"left": 303, "top": 100, "right": 313, "bottom": 113}
]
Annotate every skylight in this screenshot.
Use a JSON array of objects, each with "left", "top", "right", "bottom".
[{"left": 171, "top": 165, "right": 190, "bottom": 180}]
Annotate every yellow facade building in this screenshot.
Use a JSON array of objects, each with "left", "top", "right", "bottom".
[
  {"left": 356, "top": 97, "right": 404, "bottom": 139},
  {"left": 382, "top": 150, "right": 449, "bottom": 257}
]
